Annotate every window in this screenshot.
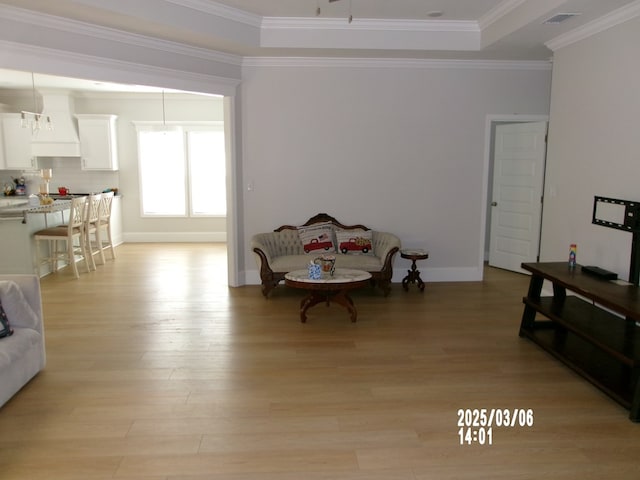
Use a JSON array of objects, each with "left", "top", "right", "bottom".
[
  {"left": 188, "top": 129, "right": 226, "bottom": 216},
  {"left": 136, "top": 124, "right": 226, "bottom": 217}
]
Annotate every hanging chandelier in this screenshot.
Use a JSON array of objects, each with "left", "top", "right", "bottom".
[{"left": 21, "top": 72, "right": 53, "bottom": 134}]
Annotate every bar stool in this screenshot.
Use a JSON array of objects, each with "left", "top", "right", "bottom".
[
  {"left": 83, "top": 193, "right": 102, "bottom": 270},
  {"left": 95, "top": 191, "right": 116, "bottom": 263},
  {"left": 33, "top": 196, "right": 90, "bottom": 279}
]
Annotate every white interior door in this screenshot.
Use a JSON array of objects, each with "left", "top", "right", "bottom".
[{"left": 489, "top": 121, "right": 547, "bottom": 273}]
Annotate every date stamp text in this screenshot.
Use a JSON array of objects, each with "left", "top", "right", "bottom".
[{"left": 457, "top": 408, "right": 534, "bottom": 445}]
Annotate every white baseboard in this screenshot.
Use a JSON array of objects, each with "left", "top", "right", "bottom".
[
  {"left": 242, "top": 266, "right": 484, "bottom": 286},
  {"left": 413, "top": 266, "right": 484, "bottom": 283},
  {"left": 122, "top": 232, "right": 227, "bottom": 243}
]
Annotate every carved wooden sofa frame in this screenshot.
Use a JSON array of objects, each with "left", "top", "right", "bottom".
[{"left": 251, "top": 213, "right": 400, "bottom": 298}]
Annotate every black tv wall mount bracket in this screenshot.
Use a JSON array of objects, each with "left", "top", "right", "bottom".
[{"left": 592, "top": 196, "right": 640, "bottom": 285}]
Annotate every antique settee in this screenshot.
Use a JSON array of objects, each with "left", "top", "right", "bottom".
[{"left": 251, "top": 213, "right": 401, "bottom": 297}]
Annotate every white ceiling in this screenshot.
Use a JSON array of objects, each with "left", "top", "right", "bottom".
[
  {"left": 0, "top": 0, "right": 638, "bottom": 92},
  {"left": 215, "top": 0, "right": 505, "bottom": 20}
]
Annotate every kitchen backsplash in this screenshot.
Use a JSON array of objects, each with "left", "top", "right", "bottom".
[
  {"left": 41, "top": 158, "right": 119, "bottom": 194},
  {"left": 3, "top": 157, "right": 119, "bottom": 195}
]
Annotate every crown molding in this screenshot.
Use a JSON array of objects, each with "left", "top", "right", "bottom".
[
  {"left": 0, "top": 39, "right": 240, "bottom": 94},
  {"left": 545, "top": 0, "right": 640, "bottom": 51},
  {"left": 261, "top": 17, "right": 480, "bottom": 52},
  {"left": 478, "top": 0, "right": 528, "bottom": 30},
  {"left": 164, "top": 0, "right": 262, "bottom": 27},
  {"left": 261, "top": 16, "right": 479, "bottom": 33},
  {"left": 166, "top": 1, "right": 480, "bottom": 33},
  {"left": 74, "top": 91, "right": 223, "bottom": 101},
  {"left": 242, "top": 56, "right": 551, "bottom": 71},
  {"left": 0, "top": 2, "right": 560, "bottom": 72},
  {"left": 0, "top": 4, "right": 242, "bottom": 66}
]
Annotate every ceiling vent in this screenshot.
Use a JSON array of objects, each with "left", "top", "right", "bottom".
[{"left": 543, "top": 13, "right": 581, "bottom": 25}]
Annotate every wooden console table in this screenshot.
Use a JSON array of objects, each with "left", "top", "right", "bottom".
[{"left": 520, "top": 262, "right": 640, "bottom": 422}]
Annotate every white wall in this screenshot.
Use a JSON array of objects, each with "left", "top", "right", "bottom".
[
  {"left": 541, "top": 16, "right": 640, "bottom": 281},
  {"left": 0, "top": 22, "right": 554, "bottom": 284},
  {"left": 240, "top": 60, "right": 552, "bottom": 283}
]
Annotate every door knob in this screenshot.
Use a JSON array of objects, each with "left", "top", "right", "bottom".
[{"left": 491, "top": 201, "right": 498, "bottom": 206}]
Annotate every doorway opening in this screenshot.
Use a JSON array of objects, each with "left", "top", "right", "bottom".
[
  {"left": 481, "top": 115, "right": 549, "bottom": 277},
  {"left": 0, "top": 68, "right": 239, "bottom": 287}
]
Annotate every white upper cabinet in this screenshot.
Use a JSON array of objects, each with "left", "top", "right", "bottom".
[
  {"left": 76, "top": 114, "right": 119, "bottom": 171},
  {"left": 0, "top": 114, "right": 37, "bottom": 170}
]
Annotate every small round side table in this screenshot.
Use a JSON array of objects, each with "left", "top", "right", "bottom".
[{"left": 401, "top": 249, "right": 429, "bottom": 292}]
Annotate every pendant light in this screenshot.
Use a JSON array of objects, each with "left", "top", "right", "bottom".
[
  {"left": 162, "top": 89, "right": 167, "bottom": 127},
  {"left": 21, "top": 73, "right": 53, "bottom": 134},
  {"left": 156, "top": 89, "right": 179, "bottom": 133}
]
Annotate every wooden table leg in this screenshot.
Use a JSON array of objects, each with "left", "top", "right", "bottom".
[
  {"left": 299, "top": 290, "right": 358, "bottom": 323},
  {"left": 520, "top": 273, "right": 544, "bottom": 335},
  {"left": 330, "top": 290, "right": 357, "bottom": 322},
  {"left": 402, "top": 260, "right": 425, "bottom": 292},
  {"left": 299, "top": 292, "right": 325, "bottom": 323},
  {"left": 630, "top": 367, "right": 640, "bottom": 422}
]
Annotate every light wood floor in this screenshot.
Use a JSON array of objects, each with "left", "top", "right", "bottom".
[{"left": 0, "top": 243, "right": 638, "bottom": 479}]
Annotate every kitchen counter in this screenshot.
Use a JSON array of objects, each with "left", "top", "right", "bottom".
[
  {"left": 0, "top": 198, "right": 29, "bottom": 220},
  {"left": 0, "top": 195, "right": 122, "bottom": 277},
  {"left": 0, "top": 197, "right": 28, "bottom": 208},
  {"left": 0, "top": 200, "right": 72, "bottom": 276},
  {"left": 0, "top": 199, "right": 72, "bottom": 222}
]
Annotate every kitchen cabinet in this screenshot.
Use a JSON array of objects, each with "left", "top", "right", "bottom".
[
  {"left": 0, "top": 114, "right": 37, "bottom": 170},
  {"left": 75, "top": 114, "right": 118, "bottom": 171}
]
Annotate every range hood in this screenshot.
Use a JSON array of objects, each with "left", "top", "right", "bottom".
[{"left": 30, "top": 93, "right": 81, "bottom": 157}]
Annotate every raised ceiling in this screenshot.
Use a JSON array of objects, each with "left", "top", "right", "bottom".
[
  {"left": 0, "top": 0, "right": 638, "bottom": 92},
  {"left": 1, "top": 0, "right": 639, "bottom": 60}
]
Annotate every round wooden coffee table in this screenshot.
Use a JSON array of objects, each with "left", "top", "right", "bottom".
[{"left": 284, "top": 268, "right": 372, "bottom": 323}]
